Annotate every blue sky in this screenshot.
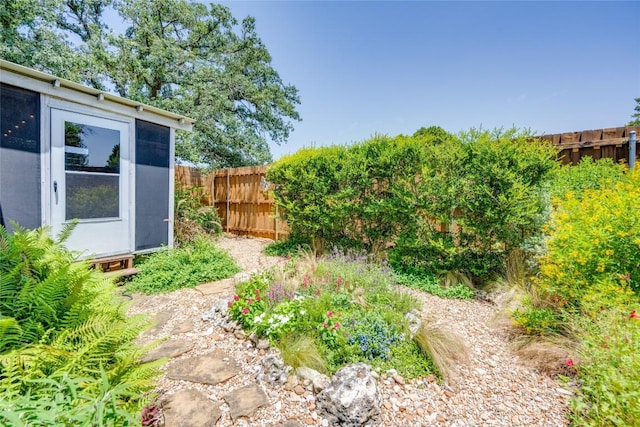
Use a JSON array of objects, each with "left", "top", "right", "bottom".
[{"left": 219, "top": 1, "right": 640, "bottom": 160}]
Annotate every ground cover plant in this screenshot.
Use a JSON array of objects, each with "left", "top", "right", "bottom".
[
  {"left": 504, "top": 162, "right": 640, "bottom": 426},
  {"left": 0, "top": 225, "right": 160, "bottom": 426},
  {"left": 228, "top": 249, "right": 466, "bottom": 381},
  {"left": 126, "top": 236, "right": 240, "bottom": 294}
]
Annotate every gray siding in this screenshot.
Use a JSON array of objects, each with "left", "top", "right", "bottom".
[
  {"left": 135, "top": 119, "right": 170, "bottom": 251},
  {"left": 0, "top": 83, "right": 41, "bottom": 232}
]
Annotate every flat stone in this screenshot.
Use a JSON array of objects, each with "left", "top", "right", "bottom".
[
  {"left": 171, "top": 320, "right": 194, "bottom": 334},
  {"left": 223, "top": 383, "right": 269, "bottom": 421},
  {"left": 162, "top": 389, "right": 221, "bottom": 427},
  {"left": 141, "top": 339, "right": 194, "bottom": 362},
  {"left": 275, "top": 421, "right": 303, "bottom": 427},
  {"left": 196, "top": 277, "right": 235, "bottom": 296},
  {"left": 145, "top": 309, "right": 176, "bottom": 336},
  {"left": 166, "top": 351, "right": 239, "bottom": 385}
]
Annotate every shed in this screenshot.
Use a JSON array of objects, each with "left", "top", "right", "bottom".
[{"left": 0, "top": 59, "right": 194, "bottom": 258}]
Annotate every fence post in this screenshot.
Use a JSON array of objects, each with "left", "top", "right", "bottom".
[
  {"left": 226, "top": 168, "right": 230, "bottom": 232},
  {"left": 630, "top": 131, "right": 637, "bottom": 169}
]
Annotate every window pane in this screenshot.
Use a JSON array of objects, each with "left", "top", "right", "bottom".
[
  {"left": 65, "top": 122, "right": 120, "bottom": 173},
  {"left": 66, "top": 173, "right": 119, "bottom": 220}
]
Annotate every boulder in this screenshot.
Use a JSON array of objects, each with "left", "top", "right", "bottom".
[
  {"left": 316, "top": 363, "right": 381, "bottom": 427},
  {"left": 404, "top": 309, "right": 422, "bottom": 339},
  {"left": 257, "top": 353, "right": 291, "bottom": 385}
]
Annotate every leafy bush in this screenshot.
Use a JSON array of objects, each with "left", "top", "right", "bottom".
[
  {"left": 127, "top": 237, "right": 240, "bottom": 294},
  {"left": 550, "top": 156, "right": 626, "bottom": 201},
  {"left": 264, "top": 235, "right": 311, "bottom": 257},
  {"left": 536, "top": 168, "right": 640, "bottom": 310},
  {"left": 174, "top": 183, "right": 222, "bottom": 246},
  {"left": 391, "top": 128, "right": 558, "bottom": 283},
  {"left": 569, "top": 305, "right": 640, "bottom": 426},
  {"left": 0, "top": 225, "right": 159, "bottom": 425},
  {"left": 267, "top": 135, "right": 426, "bottom": 253},
  {"left": 394, "top": 272, "right": 475, "bottom": 299},
  {"left": 228, "top": 250, "right": 465, "bottom": 379}
]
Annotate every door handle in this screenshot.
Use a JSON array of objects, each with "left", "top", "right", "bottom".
[{"left": 53, "top": 181, "right": 58, "bottom": 204}]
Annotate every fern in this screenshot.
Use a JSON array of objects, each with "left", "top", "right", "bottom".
[{"left": 0, "top": 224, "right": 161, "bottom": 423}]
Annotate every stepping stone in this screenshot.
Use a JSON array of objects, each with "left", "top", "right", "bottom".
[
  {"left": 223, "top": 383, "right": 269, "bottom": 422},
  {"left": 172, "top": 320, "right": 194, "bottom": 334},
  {"left": 146, "top": 309, "right": 176, "bottom": 335},
  {"left": 196, "top": 277, "right": 235, "bottom": 296},
  {"left": 141, "top": 339, "right": 194, "bottom": 362},
  {"left": 163, "top": 389, "right": 221, "bottom": 427},
  {"left": 166, "top": 351, "right": 239, "bottom": 385}
]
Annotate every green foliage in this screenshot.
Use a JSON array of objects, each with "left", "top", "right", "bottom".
[
  {"left": 228, "top": 250, "right": 463, "bottom": 379},
  {"left": 569, "top": 306, "right": 640, "bottom": 427},
  {"left": 174, "top": 184, "right": 222, "bottom": 246},
  {"left": 550, "top": 157, "right": 626, "bottom": 201},
  {"left": 391, "top": 128, "right": 558, "bottom": 283},
  {"left": 536, "top": 168, "right": 640, "bottom": 311},
  {"left": 511, "top": 297, "right": 563, "bottom": 336},
  {"left": 126, "top": 237, "right": 240, "bottom": 294},
  {"left": 629, "top": 97, "right": 640, "bottom": 126},
  {"left": 0, "top": 224, "right": 159, "bottom": 425},
  {"left": 2, "top": 0, "right": 300, "bottom": 168},
  {"left": 264, "top": 235, "right": 311, "bottom": 257},
  {"left": 268, "top": 135, "right": 426, "bottom": 253},
  {"left": 394, "top": 272, "right": 475, "bottom": 299}
]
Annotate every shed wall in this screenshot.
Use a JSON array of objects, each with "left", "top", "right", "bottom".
[
  {"left": 0, "top": 83, "right": 41, "bottom": 232},
  {"left": 135, "top": 119, "right": 170, "bottom": 251}
]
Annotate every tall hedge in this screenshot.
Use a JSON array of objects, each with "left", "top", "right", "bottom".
[{"left": 268, "top": 128, "right": 558, "bottom": 283}]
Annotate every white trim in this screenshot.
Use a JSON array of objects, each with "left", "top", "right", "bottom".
[
  {"left": 129, "top": 119, "right": 136, "bottom": 253},
  {"left": 40, "top": 94, "right": 50, "bottom": 227},
  {"left": 0, "top": 59, "right": 195, "bottom": 130},
  {"left": 47, "top": 97, "right": 133, "bottom": 125},
  {"left": 168, "top": 128, "right": 176, "bottom": 249},
  {"left": 0, "top": 64, "right": 193, "bottom": 132}
]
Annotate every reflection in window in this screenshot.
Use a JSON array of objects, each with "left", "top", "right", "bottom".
[
  {"left": 66, "top": 174, "right": 119, "bottom": 220},
  {"left": 64, "top": 122, "right": 120, "bottom": 173}
]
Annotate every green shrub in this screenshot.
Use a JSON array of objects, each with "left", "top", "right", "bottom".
[
  {"left": 127, "top": 237, "right": 240, "bottom": 294},
  {"left": 511, "top": 296, "right": 564, "bottom": 336},
  {"left": 550, "top": 156, "right": 626, "bottom": 201},
  {"left": 264, "top": 235, "right": 311, "bottom": 257},
  {"left": 174, "top": 184, "right": 222, "bottom": 246},
  {"left": 267, "top": 135, "right": 426, "bottom": 253},
  {"left": 228, "top": 250, "right": 464, "bottom": 379},
  {"left": 569, "top": 305, "right": 640, "bottom": 426},
  {"left": 394, "top": 272, "right": 475, "bottom": 299},
  {"left": 0, "top": 225, "right": 159, "bottom": 425},
  {"left": 536, "top": 168, "right": 640, "bottom": 311},
  {"left": 391, "top": 128, "right": 558, "bottom": 283}
]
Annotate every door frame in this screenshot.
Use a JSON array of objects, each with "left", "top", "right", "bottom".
[{"left": 45, "top": 97, "right": 136, "bottom": 257}]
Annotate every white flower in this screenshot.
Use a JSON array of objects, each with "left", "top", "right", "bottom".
[{"left": 299, "top": 309, "right": 306, "bottom": 316}]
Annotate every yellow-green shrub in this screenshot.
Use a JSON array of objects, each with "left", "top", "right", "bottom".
[{"left": 536, "top": 167, "right": 640, "bottom": 312}]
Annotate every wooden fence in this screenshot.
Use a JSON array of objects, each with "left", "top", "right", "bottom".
[
  {"left": 175, "top": 126, "right": 639, "bottom": 240},
  {"left": 175, "top": 165, "right": 289, "bottom": 240},
  {"left": 540, "top": 125, "right": 640, "bottom": 165}
]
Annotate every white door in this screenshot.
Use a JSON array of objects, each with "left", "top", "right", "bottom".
[{"left": 50, "top": 109, "right": 131, "bottom": 257}]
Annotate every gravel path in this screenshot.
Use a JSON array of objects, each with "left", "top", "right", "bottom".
[{"left": 128, "top": 234, "right": 571, "bottom": 426}]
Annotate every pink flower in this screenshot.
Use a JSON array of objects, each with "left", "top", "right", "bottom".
[
  {"left": 256, "top": 295, "right": 261, "bottom": 301},
  {"left": 327, "top": 311, "right": 334, "bottom": 318},
  {"left": 246, "top": 298, "right": 253, "bottom": 305},
  {"left": 233, "top": 295, "right": 240, "bottom": 301},
  {"left": 227, "top": 300, "right": 233, "bottom": 308},
  {"left": 242, "top": 307, "right": 249, "bottom": 315},
  {"left": 334, "top": 322, "right": 341, "bottom": 329},
  {"left": 323, "top": 322, "right": 329, "bottom": 328},
  {"left": 631, "top": 310, "right": 640, "bottom": 319},
  {"left": 255, "top": 288, "right": 260, "bottom": 294},
  {"left": 566, "top": 359, "right": 574, "bottom": 367},
  {"left": 336, "top": 277, "right": 344, "bottom": 286}
]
